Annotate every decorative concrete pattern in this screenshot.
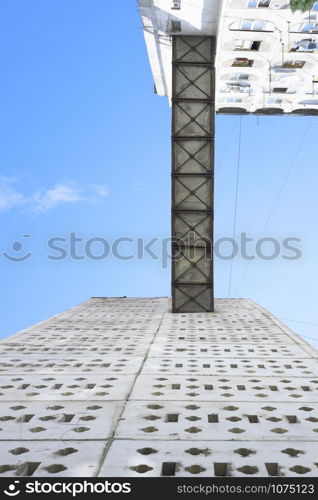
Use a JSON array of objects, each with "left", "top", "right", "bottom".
[
  {"left": 0, "top": 297, "right": 318, "bottom": 477},
  {"left": 142, "top": 358, "right": 318, "bottom": 376},
  {"left": 131, "top": 375, "right": 318, "bottom": 401},
  {"left": 99, "top": 440, "right": 318, "bottom": 477},
  {"left": 0, "top": 357, "right": 144, "bottom": 375},
  {"left": 0, "top": 402, "right": 123, "bottom": 440},
  {"left": 0, "top": 441, "right": 107, "bottom": 477},
  {"left": 115, "top": 401, "right": 318, "bottom": 441},
  {"left": 147, "top": 342, "right": 309, "bottom": 358},
  {"left": 0, "top": 375, "right": 135, "bottom": 401}
]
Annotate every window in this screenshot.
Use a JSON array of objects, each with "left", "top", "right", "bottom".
[
  {"left": 234, "top": 39, "right": 261, "bottom": 50},
  {"left": 220, "top": 86, "right": 253, "bottom": 94},
  {"left": 241, "top": 20, "right": 252, "bottom": 30},
  {"left": 290, "top": 39, "right": 317, "bottom": 52},
  {"left": 226, "top": 98, "right": 243, "bottom": 103},
  {"left": 232, "top": 57, "right": 254, "bottom": 67},
  {"left": 253, "top": 20, "right": 265, "bottom": 30},
  {"left": 230, "top": 18, "right": 275, "bottom": 31},
  {"left": 171, "top": 20, "right": 182, "bottom": 32},
  {"left": 301, "top": 23, "right": 312, "bottom": 32},
  {"left": 299, "top": 99, "right": 318, "bottom": 105},
  {"left": 291, "top": 22, "right": 318, "bottom": 33},
  {"left": 248, "top": 0, "right": 270, "bottom": 6},
  {"left": 235, "top": 40, "right": 251, "bottom": 50},
  {"left": 171, "top": 0, "right": 181, "bottom": 8},
  {"left": 282, "top": 60, "right": 305, "bottom": 68},
  {"left": 231, "top": 19, "right": 270, "bottom": 31},
  {"left": 272, "top": 87, "right": 287, "bottom": 93},
  {"left": 239, "top": 20, "right": 252, "bottom": 31},
  {"left": 228, "top": 73, "right": 250, "bottom": 80},
  {"left": 300, "top": 23, "right": 318, "bottom": 33},
  {"left": 313, "top": 1, "right": 318, "bottom": 9},
  {"left": 267, "top": 98, "right": 283, "bottom": 104},
  {"left": 226, "top": 81, "right": 251, "bottom": 91},
  {"left": 251, "top": 40, "right": 261, "bottom": 50}
]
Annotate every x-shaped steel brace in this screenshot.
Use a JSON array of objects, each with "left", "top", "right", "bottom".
[
  {"left": 175, "top": 37, "right": 212, "bottom": 64},
  {"left": 174, "top": 141, "right": 211, "bottom": 173},
  {"left": 174, "top": 102, "right": 211, "bottom": 136},
  {"left": 175, "top": 286, "right": 212, "bottom": 312},
  {"left": 175, "top": 176, "right": 212, "bottom": 210},
  {"left": 174, "top": 212, "right": 212, "bottom": 242},
  {"left": 175, "top": 66, "right": 212, "bottom": 99},
  {"left": 174, "top": 249, "right": 212, "bottom": 282}
]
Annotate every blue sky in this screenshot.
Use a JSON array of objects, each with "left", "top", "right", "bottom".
[{"left": 1, "top": 0, "right": 318, "bottom": 349}]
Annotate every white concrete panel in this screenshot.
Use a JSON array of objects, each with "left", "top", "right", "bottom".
[
  {"left": 100, "top": 439, "right": 318, "bottom": 477},
  {"left": 116, "top": 401, "right": 318, "bottom": 441},
  {"left": 131, "top": 375, "right": 318, "bottom": 401},
  {"left": 0, "top": 441, "right": 107, "bottom": 477},
  {"left": 156, "top": 332, "right": 293, "bottom": 343},
  {"left": 141, "top": 357, "right": 318, "bottom": 376},
  {"left": 148, "top": 341, "right": 310, "bottom": 358},
  {"left": 0, "top": 375, "right": 135, "bottom": 401},
  {"left": 0, "top": 342, "right": 151, "bottom": 357},
  {"left": 0, "top": 401, "right": 123, "bottom": 440},
  {"left": 0, "top": 356, "right": 144, "bottom": 375}
]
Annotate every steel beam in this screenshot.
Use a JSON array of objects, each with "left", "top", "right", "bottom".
[{"left": 171, "top": 36, "right": 215, "bottom": 313}]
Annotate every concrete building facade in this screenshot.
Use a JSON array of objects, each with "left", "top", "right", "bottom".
[
  {"left": 1, "top": 1, "right": 317, "bottom": 479},
  {"left": 0, "top": 298, "right": 318, "bottom": 477},
  {"left": 139, "top": 0, "right": 318, "bottom": 114}
]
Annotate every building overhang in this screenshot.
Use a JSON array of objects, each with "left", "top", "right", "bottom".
[
  {"left": 138, "top": 0, "right": 318, "bottom": 115},
  {"left": 137, "top": 0, "right": 222, "bottom": 100}
]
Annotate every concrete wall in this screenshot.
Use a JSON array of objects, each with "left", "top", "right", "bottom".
[{"left": 1, "top": 297, "right": 318, "bottom": 476}]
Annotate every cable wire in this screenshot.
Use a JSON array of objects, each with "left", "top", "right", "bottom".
[
  {"left": 279, "top": 317, "right": 318, "bottom": 327},
  {"left": 216, "top": 117, "right": 239, "bottom": 172},
  {"left": 233, "top": 116, "right": 314, "bottom": 296},
  {"left": 227, "top": 115, "right": 242, "bottom": 297},
  {"left": 295, "top": 333, "right": 318, "bottom": 342}
]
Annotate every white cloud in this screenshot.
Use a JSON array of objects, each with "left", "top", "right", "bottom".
[
  {"left": 32, "top": 183, "right": 84, "bottom": 213},
  {"left": 90, "top": 184, "right": 110, "bottom": 198},
  {"left": 0, "top": 176, "right": 109, "bottom": 214},
  {"left": 0, "top": 177, "right": 25, "bottom": 212}
]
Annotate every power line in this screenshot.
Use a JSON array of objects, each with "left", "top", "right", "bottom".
[
  {"left": 279, "top": 317, "right": 318, "bottom": 327},
  {"left": 216, "top": 117, "right": 239, "bottom": 172},
  {"left": 297, "top": 333, "right": 318, "bottom": 342},
  {"left": 233, "top": 116, "right": 314, "bottom": 296},
  {"left": 258, "top": 116, "right": 313, "bottom": 236},
  {"left": 227, "top": 115, "right": 242, "bottom": 298},
  {"left": 278, "top": 316, "right": 318, "bottom": 341}
]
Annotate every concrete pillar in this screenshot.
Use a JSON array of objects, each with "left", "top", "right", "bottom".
[{"left": 171, "top": 36, "right": 215, "bottom": 313}]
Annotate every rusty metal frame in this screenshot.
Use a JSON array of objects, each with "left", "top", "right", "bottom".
[{"left": 171, "top": 36, "right": 215, "bottom": 313}]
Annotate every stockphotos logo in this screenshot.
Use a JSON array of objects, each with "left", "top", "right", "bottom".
[
  {"left": 2, "top": 232, "right": 302, "bottom": 266},
  {"left": 4, "top": 481, "right": 20, "bottom": 496},
  {"left": 3, "top": 481, "right": 131, "bottom": 497}
]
